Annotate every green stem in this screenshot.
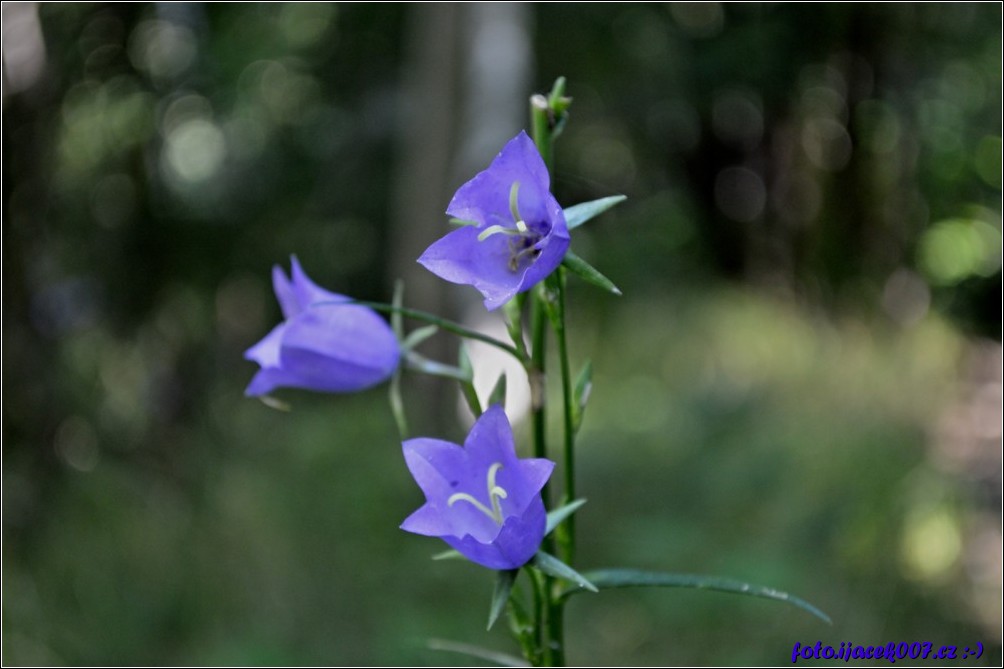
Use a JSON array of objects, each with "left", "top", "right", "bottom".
[
  {"left": 321, "top": 299, "right": 528, "bottom": 363},
  {"left": 553, "top": 269, "right": 576, "bottom": 567},
  {"left": 529, "top": 288, "right": 551, "bottom": 527},
  {"left": 530, "top": 94, "right": 553, "bottom": 174},
  {"left": 528, "top": 568, "right": 546, "bottom": 666},
  {"left": 528, "top": 286, "right": 557, "bottom": 667},
  {"left": 528, "top": 77, "right": 573, "bottom": 668}
]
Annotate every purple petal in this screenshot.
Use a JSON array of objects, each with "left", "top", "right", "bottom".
[
  {"left": 402, "top": 437, "right": 501, "bottom": 542},
  {"left": 244, "top": 321, "right": 286, "bottom": 367},
  {"left": 463, "top": 404, "right": 517, "bottom": 462},
  {"left": 417, "top": 226, "right": 528, "bottom": 310},
  {"left": 272, "top": 265, "right": 300, "bottom": 319},
  {"left": 514, "top": 198, "right": 570, "bottom": 292},
  {"left": 399, "top": 406, "right": 556, "bottom": 569},
  {"left": 446, "top": 131, "right": 550, "bottom": 228},
  {"left": 442, "top": 496, "right": 547, "bottom": 570},
  {"left": 275, "top": 305, "right": 399, "bottom": 392},
  {"left": 420, "top": 132, "right": 572, "bottom": 310},
  {"left": 289, "top": 255, "right": 346, "bottom": 309},
  {"left": 402, "top": 437, "right": 471, "bottom": 501},
  {"left": 244, "top": 365, "right": 303, "bottom": 397},
  {"left": 400, "top": 503, "right": 451, "bottom": 538},
  {"left": 246, "top": 258, "right": 400, "bottom": 396}
]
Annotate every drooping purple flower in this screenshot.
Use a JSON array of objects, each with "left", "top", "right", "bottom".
[
  {"left": 244, "top": 256, "right": 400, "bottom": 396},
  {"left": 400, "top": 404, "right": 555, "bottom": 570},
  {"left": 418, "top": 131, "right": 570, "bottom": 310}
]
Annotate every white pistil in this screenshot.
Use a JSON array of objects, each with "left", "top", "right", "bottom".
[{"left": 448, "top": 462, "right": 508, "bottom": 526}]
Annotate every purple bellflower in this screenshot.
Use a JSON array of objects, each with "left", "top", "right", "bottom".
[
  {"left": 418, "top": 131, "right": 570, "bottom": 310},
  {"left": 244, "top": 256, "right": 400, "bottom": 396},
  {"left": 400, "top": 405, "right": 555, "bottom": 570}
]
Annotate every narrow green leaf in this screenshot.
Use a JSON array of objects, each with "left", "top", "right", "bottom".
[
  {"left": 402, "top": 324, "right": 438, "bottom": 351},
  {"left": 545, "top": 499, "right": 587, "bottom": 536},
  {"left": 457, "top": 344, "right": 482, "bottom": 418},
  {"left": 572, "top": 360, "right": 592, "bottom": 432},
  {"left": 568, "top": 568, "right": 832, "bottom": 624},
  {"left": 431, "top": 549, "right": 464, "bottom": 561},
  {"left": 449, "top": 217, "right": 480, "bottom": 227},
  {"left": 532, "top": 551, "right": 598, "bottom": 592},
  {"left": 562, "top": 250, "right": 622, "bottom": 296},
  {"left": 427, "top": 639, "right": 529, "bottom": 667},
  {"left": 488, "top": 373, "right": 507, "bottom": 408},
  {"left": 488, "top": 569, "right": 518, "bottom": 630},
  {"left": 547, "top": 76, "right": 567, "bottom": 107},
  {"left": 564, "top": 195, "right": 627, "bottom": 230}
]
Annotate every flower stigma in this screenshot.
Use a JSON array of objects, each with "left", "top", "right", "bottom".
[{"left": 447, "top": 462, "right": 508, "bottom": 525}]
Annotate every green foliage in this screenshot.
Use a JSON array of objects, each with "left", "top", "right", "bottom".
[{"left": 568, "top": 568, "right": 831, "bottom": 624}]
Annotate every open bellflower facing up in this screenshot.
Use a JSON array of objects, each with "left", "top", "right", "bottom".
[
  {"left": 401, "top": 405, "right": 555, "bottom": 570},
  {"left": 418, "top": 131, "right": 570, "bottom": 310},
  {"left": 243, "top": 256, "right": 400, "bottom": 397}
]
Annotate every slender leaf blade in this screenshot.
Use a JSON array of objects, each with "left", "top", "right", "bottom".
[
  {"left": 569, "top": 568, "right": 831, "bottom": 624},
  {"left": 562, "top": 250, "right": 622, "bottom": 296},
  {"left": 457, "top": 344, "right": 482, "bottom": 418},
  {"left": 532, "top": 551, "right": 598, "bottom": 592},
  {"left": 564, "top": 195, "right": 627, "bottom": 230},
  {"left": 427, "top": 639, "right": 529, "bottom": 667},
  {"left": 545, "top": 499, "right": 587, "bottom": 536},
  {"left": 488, "top": 569, "right": 518, "bottom": 630},
  {"left": 488, "top": 373, "right": 507, "bottom": 408}
]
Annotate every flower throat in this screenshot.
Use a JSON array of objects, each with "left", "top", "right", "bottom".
[{"left": 476, "top": 182, "right": 544, "bottom": 272}]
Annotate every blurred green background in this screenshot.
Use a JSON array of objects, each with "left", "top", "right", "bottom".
[{"left": 3, "top": 3, "right": 1001, "bottom": 666}]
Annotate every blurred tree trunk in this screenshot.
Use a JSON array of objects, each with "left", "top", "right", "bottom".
[{"left": 390, "top": 4, "right": 531, "bottom": 433}]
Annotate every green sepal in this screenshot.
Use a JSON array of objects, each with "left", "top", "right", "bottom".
[
  {"left": 545, "top": 499, "right": 587, "bottom": 536},
  {"left": 547, "top": 76, "right": 571, "bottom": 116},
  {"left": 488, "top": 373, "right": 507, "bottom": 408},
  {"left": 487, "top": 568, "right": 518, "bottom": 630},
  {"left": 401, "top": 324, "right": 438, "bottom": 351},
  {"left": 564, "top": 195, "right": 626, "bottom": 230},
  {"left": 431, "top": 549, "right": 464, "bottom": 561},
  {"left": 258, "top": 395, "right": 291, "bottom": 412},
  {"left": 565, "top": 568, "right": 832, "bottom": 624},
  {"left": 427, "top": 639, "right": 529, "bottom": 667},
  {"left": 532, "top": 551, "right": 597, "bottom": 592},
  {"left": 449, "top": 217, "right": 480, "bottom": 227},
  {"left": 572, "top": 360, "right": 592, "bottom": 433},
  {"left": 405, "top": 351, "right": 469, "bottom": 383},
  {"left": 561, "top": 250, "right": 622, "bottom": 296}
]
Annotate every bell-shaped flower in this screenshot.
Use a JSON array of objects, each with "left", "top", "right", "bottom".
[
  {"left": 244, "top": 256, "right": 400, "bottom": 396},
  {"left": 400, "top": 405, "right": 555, "bottom": 570},
  {"left": 418, "top": 131, "right": 570, "bottom": 310}
]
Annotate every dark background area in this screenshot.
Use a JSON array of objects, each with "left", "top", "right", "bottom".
[{"left": 3, "top": 3, "right": 1001, "bottom": 665}]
